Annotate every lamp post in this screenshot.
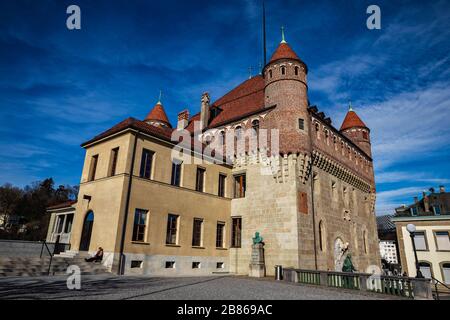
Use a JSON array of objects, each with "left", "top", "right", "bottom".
[{"left": 406, "top": 223, "right": 424, "bottom": 278}]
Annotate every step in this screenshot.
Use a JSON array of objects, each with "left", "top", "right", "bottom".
[{"left": 0, "top": 252, "right": 110, "bottom": 277}]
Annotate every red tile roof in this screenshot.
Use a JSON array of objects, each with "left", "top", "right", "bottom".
[
  {"left": 144, "top": 102, "right": 172, "bottom": 128},
  {"left": 340, "top": 110, "right": 367, "bottom": 131},
  {"left": 81, "top": 117, "right": 174, "bottom": 147},
  {"left": 185, "top": 76, "right": 266, "bottom": 132},
  {"left": 47, "top": 200, "right": 77, "bottom": 210},
  {"left": 269, "top": 42, "right": 301, "bottom": 63},
  {"left": 81, "top": 117, "right": 222, "bottom": 159},
  {"left": 83, "top": 76, "right": 266, "bottom": 147}
]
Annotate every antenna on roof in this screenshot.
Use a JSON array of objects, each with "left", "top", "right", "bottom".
[
  {"left": 262, "top": 0, "right": 267, "bottom": 67},
  {"left": 157, "top": 90, "right": 162, "bottom": 105},
  {"left": 281, "top": 26, "right": 286, "bottom": 43}
]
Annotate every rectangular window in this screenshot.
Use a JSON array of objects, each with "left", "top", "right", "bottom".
[
  {"left": 192, "top": 218, "right": 203, "bottom": 247},
  {"left": 132, "top": 209, "right": 148, "bottom": 242},
  {"left": 165, "top": 261, "right": 175, "bottom": 269},
  {"left": 410, "top": 207, "right": 418, "bottom": 216},
  {"left": 55, "top": 215, "right": 64, "bottom": 233},
  {"left": 196, "top": 167, "right": 206, "bottom": 192},
  {"left": 231, "top": 217, "right": 242, "bottom": 248},
  {"left": 433, "top": 206, "right": 442, "bottom": 215},
  {"left": 234, "top": 174, "right": 246, "bottom": 198},
  {"left": 171, "top": 162, "right": 182, "bottom": 186},
  {"left": 192, "top": 262, "right": 201, "bottom": 269},
  {"left": 414, "top": 232, "right": 427, "bottom": 251},
  {"left": 298, "top": 118, "right": 304, "bottom": 130},
  {"left": 216, "top": 262, "right": 224, "bottom": 269},
  {"left": 216, "top": 222, "right": 225, "bottom": 248},
  {"left": 166, "top": 214, "right": 179, "bottom": 245},
  {"left": 218, "top": 174, "right": 226, "bottom": 197},
  {"left": 435, "top": 231, "right": 450, "bottom": 251},
  {"left": 109, "top": 147, "right": 119, "bottom": 176},
  {"left": 139, "top": 149, "right": 154, "bottom": 179},
  {"left": 88, "top": 155, "right": 99, "bottom": 181},
  {"left": 131, "top": 260, "right": 143, "bottom": 268},
  {"left": 64, "top": 214, "right": 74, "bottom": 233}
]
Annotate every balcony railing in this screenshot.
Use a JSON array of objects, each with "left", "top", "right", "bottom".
[{"left": 283, "top": 268, "right": 432, "bottom": 300}]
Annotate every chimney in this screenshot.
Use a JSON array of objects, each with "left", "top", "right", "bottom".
[
  {"left": 423, "top": 191, "right": 430, "bottom": 212},
  {"left": 440, "top": 185, "right": 446, "bottom": 193},
  {"left": 177, "top": 109, "right": 189, "bottom": 130},
  {"left": 200, "top": 92, "right": 210, "bottom": 131}
]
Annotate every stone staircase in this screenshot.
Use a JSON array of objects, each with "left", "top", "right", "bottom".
[{"left": 0, "top": 251, "right": 110, "bottom": 277}]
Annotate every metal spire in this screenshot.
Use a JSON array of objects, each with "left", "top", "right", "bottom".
[
  {"left": 348, "top": 100, "right": 353, "bottom": 111},
  {"left": 157, "top": 90, "right": 162, "bottom": 105},
  {"left": 281, "top": 26, "right": 287, "bottom": 44},
  {"left": 262, "top": 0, "right": 267, "bottom": 66}
]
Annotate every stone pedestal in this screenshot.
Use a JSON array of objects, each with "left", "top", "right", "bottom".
[{"left": 249, "top": 243, "right": 266, "bottom": 278}]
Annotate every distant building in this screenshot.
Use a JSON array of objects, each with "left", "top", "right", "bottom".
[
  {"left": 379, "top": 240, "right": 398, "bottom": 264},
  {"left": 377, "top": 215, "right": 399, "bottom": 265},
  {"left": 392, "top": 186, "right": 450, "bottom": 284}
]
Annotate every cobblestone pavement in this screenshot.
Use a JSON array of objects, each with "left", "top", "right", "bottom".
[{"left": 0, "top": 275, "right": 400, "bottom": 300}]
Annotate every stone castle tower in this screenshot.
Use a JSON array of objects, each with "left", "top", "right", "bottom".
[{"left": 229, "top": 32, "right": 380, "bottom": 274}]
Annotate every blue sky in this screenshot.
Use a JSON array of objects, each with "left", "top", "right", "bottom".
[{"left": 0, "top": 0, "right": 449, "bottom": 215}]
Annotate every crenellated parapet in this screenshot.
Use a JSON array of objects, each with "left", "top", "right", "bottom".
[
  {"left": 311, "top": 150, "right": 372, "bottom": 193},
  {"left": 232, "top": 149, "right": 312, "bottom": 184}
]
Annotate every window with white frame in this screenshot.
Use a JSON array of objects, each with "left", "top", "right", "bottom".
[
  {"left": 414, "top": 232, "right": 428, "bottom": 251},
  {"left": 435, "top": 231, "right": 450, "bottom": 251},
  {"left": 442, "top": 263, "right": 450, "bottom": 285}
]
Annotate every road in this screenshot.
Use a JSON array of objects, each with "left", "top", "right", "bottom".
[{"left": 0, "top": 275, "right": 399, "bottom": 300}]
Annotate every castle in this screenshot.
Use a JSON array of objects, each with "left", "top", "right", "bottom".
[{"left": 47, "top": 33, "right": 381, "bottom": 276}]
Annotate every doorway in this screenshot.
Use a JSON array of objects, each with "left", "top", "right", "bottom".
[{"left": 79, "top": 211, "right": 94, "bottom": 251}]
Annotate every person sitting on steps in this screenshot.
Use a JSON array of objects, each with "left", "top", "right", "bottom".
[{"left": 85, "top": 247, "right": 103, "bottom": 263}]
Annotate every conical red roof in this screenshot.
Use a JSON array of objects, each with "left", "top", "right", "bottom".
[
  {"left": 269, "top": 42, "right": 301, "bottom": 63},
  {"left": 340, "top": 110, "right": 367, "bottom": 131},
  {"left": 145, "top": 102, "right": 171, "bottom": 127}
]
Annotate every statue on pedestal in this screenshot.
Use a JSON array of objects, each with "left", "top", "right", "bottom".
[{"left": 249, "top": 232, "right": 266, "bottom": 278}]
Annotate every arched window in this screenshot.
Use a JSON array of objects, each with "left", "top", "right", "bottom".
[
  {"left": 362, "top": 131, "right": 368, "bottom": 140},
  {"left": 419, "top": 262, "right": 432, "bottom": 279},
  {"left": 235, "top": 126, "right": 242, "bottom": 140},
  {"left": 295, "top": 66, "right": 299, "bottom": 76},
  {"left": 269, "top": 70, "right": 272, "bottom": 78},
  {"left": 319, "top": 221, "right": 325, "bottom": 252},
  {"left": 219, "top": 130, "right": 225, "bottom": 145},
  {"left": 281, "top": 66, "right": 286, "bottom": 75},
  {"left": 251, "top": 119, "right": 259, "bottom": 136}
]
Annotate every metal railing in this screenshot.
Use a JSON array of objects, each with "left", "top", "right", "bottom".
[
  {"left": 283, "top": 268, "right": 433, "bottom": 300},
  {"left": 431, "top": 276, "right": 450, "bottom": 300},
  {"left": 39, "top": 240, "right": 54, "bottom": 275}
]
